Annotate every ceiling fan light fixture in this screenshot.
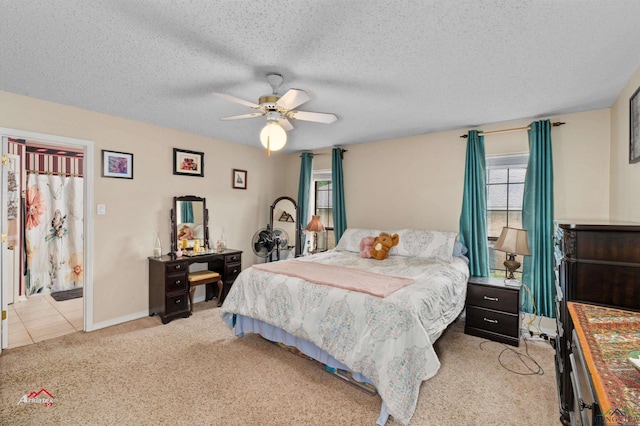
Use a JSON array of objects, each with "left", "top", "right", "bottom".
[
  {"left": 260, "top": 121, "right": 287, "bottom": 154},
  {"left": 214, "top": 74, "right": 337, "bottom": 156}
]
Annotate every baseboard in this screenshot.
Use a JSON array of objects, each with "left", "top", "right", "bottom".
[
  {"left": 88, "top": 293, "right": 212, "bottom": 332},
  {"left": 88, "top": 309, "right": 148, "bottom": 331},
  {"left": 521, "top": 312, "right": 557, "bottom": 338}
]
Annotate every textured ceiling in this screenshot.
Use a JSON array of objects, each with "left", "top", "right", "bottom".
[{"left": 2, "top": 1, "right": 640, "bottom": 153}]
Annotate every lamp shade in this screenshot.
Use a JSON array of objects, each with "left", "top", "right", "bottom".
[
  {"left": 260, "top": 122, "right": 287, "bottom": 152},
  {"left": 493, "top": 227, "right": 530, "bottom": 256},
  {"left": 304, "top": 215, "right": 325, "bottom": 233}
]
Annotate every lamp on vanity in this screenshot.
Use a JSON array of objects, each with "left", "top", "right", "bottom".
[
  {"left": 304, "top": 215, "right": 325, "bottom": 254},
  {"left": 493, "top": 227, "right": 530, "bottom": 286}
]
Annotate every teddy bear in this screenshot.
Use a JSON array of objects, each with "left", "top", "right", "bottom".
[
  {"left": 178, "top": 225, "right": 195, "bottom": 240},
  {"left": 370, "top": 232, "right": 399, "bottom": 260},
  {"left": 359, "top": 236, "right": 375, "bottom": 258}
]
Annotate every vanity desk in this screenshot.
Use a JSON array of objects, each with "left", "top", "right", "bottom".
[
  {"left": 149, "top": 194, "right": 243, "bottom": 324},
  {"left": 148, "top": 249, "right": 242, "bottom": 324}
]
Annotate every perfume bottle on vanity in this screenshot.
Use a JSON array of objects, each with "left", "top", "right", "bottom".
[{"left": 153, "top": 232, "right": 162, "bottom": 258}]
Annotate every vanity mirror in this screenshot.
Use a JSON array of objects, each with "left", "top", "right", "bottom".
[
  {"left": 270, "top": 196, "right": 301, "bottom": 259},
  {"left": 171, "top": 195, "right": 209, "bottom": 254}
]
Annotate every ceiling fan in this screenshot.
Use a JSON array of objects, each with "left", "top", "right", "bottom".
[{"left": 212, "top": 73, "right": 338, "bottom": 155}]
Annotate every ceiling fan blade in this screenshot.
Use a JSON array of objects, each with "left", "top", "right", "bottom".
[
  {"left": 290, "top": 110, "right": 338, "bottom": 124},
  {"left": 279, "top": 117, "right": 294, "bottom": 131},
  {"left": 212, "top": 92, "right": 263, "bottom": 110},
  {"left": 276, "top": 89, "right": 311, "bottom": 110},
  {"left": 221, "top": 112, "right": 265, "bottom": 121}
]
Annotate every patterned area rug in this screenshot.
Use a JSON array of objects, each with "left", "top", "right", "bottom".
[{"left": 568, "top": 302, "right": 640, "bottom": 424}]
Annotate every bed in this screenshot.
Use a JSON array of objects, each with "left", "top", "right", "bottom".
[{"left": 221, "top": 228, "right": 470, "bottom": 425}]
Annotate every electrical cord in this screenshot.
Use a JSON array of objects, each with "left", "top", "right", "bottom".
[
  {"left": 519, "top": 282, "right": 549, "bottom": 337},
  {"left": 479, "top": 337, "right": 545, "bottom": 376},
  {"left": 520, "top": 283, "right": 541, "bottom": 334}
]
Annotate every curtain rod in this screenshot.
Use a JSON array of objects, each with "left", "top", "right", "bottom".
[
  {"left": 27, "top": 169, "right": 83, "bottom": 177},
  {"left": 459, "top": 122, "right": 566, "bottom": 138},
  {"left": 299, "top": 149, "right": 348, "bottom": 157}
]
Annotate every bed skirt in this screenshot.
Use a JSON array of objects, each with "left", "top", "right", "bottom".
[{"left": 228, "top": 313, "right": 392, "bottom": 425}]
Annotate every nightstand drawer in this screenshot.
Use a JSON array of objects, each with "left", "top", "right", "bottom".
[
  {"left": 466, "top": 284, "right": 519, "bottom": 314},
  {"left": 466, "top": 306, "right": 519, "bottom": 337}
]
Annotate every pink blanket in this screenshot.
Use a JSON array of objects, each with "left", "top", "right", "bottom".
[{"left": 252, "top": 259, "right": 414, "bottom": 298}]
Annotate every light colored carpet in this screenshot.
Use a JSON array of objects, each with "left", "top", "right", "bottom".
[{"left": 0, "top": 302, "right": 559, "bottom": 425}]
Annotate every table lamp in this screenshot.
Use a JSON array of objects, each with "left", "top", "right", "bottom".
[
  {"left": 493, "top": 227, "right": 531, "bottom": 286},
  {"left": 304, "top": 215, "right": 325, "bottom": 254}
]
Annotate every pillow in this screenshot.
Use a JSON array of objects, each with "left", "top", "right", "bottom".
[
  {"left": 453, "top": 240, "right": 470, "bottom": 265},
  {"left": 392, "top": 229, "right": 458, "bottom": 263},
  {"left": 193, "top": 224, "right": 204, "bottom": 239},
  {"left": 334, "top": 228, "right": 382, "bottom": 252},
  {"left": 453, "top": 240, "right": 468, "bottom": 257}
]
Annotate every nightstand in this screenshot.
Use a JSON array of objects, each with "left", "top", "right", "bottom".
[{"left": 464, "top": 276, "right": 521, "bottom": 347}]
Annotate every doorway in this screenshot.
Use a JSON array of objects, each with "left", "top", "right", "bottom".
[{"left": 1, "top": 128, "right": 95, "bottom": 352}]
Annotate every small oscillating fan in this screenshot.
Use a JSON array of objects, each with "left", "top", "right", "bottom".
[{"left": 251, "top": 224, "right": 289, "bottom": 261}]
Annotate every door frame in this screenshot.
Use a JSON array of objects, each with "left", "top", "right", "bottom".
[{"left": 1, "top": 127, "right": 94, "bottom": 350}]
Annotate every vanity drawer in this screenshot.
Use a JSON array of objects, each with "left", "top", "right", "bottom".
[
  {"left": 224, "top": 261, "right": 241, "bottom": 281},
  {"left": 225, "top": 253, "right": 241, "bottom": 263},
  {"left": 466, "top": 283, "right": 519, "bottom": 314},
  {"left": 466, "top": 306, "right": 519, "bottom": 337},
  {"left": 165, "top": 293, "right": 188, "bottom": 315},
  {"left": 166, "top": 272, "right": 188, "bottom": 293},
  {"left": 165, "top": 261, "right": 188, "bottom": 274}
]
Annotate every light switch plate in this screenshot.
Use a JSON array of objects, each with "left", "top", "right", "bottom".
[{"left": 97, "top": 204, "right": 106, "bottom": 215}]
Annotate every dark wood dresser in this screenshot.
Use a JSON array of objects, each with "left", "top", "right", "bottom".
[
  {"left": 465, "top": 276, "right": 521, "bottom": 347},
  {"left": 148, "top": 249, "right": 242, "bottom": 324},
  {"left": 554, "top": 223, "right": 640, "bottom": 424}
]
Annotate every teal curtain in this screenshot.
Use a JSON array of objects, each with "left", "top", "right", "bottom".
[
  {"left": 522, "top": 120, "right": 555, "bottom": 318},
  {"left": 181, "top": 201, "right": 194, "bottom": 223},
  {"left": 459, "top": 130, "right": 489, "bottom": 276},
  {"left": 332, "top": 147, "right": 347, "bottom": 243},
  {"left": 297, "top": 152, "right": 314, "bottom": 255}
]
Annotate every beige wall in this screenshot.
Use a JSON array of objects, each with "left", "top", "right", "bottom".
[
  {"left": 0, "top": 91, "right": 288, "bottom": 325},
  {"left": 610, "top": 64, "right": 640, "bottom": 222},
  {"left": 483, "top": 109, "right": 611, "bottom": 223},
  {"left": 305, "top": 109, "right": 610, "bottom": 233},
  {"left": 0, "top": 88, "right": 618, "bottom": 329}
]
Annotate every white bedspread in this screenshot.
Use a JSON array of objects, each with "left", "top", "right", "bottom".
[{"left": 221, "top": 251, "right": 469, "bottom": 424}]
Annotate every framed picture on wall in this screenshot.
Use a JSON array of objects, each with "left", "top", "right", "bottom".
[
  {"left": 630, "top": 86, "right": 640, "bottom": 164},
  {"left": 173, "top": 148, "right": 204, "bottom": 177},
  {"left": 232, "top": 169, "right": 247, "bottom": 189},
  {"left": 102, "top": 150, "right": 133, "bottom": 179}
]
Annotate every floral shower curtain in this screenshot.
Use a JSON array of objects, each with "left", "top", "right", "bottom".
[{"left": 24, "top": 173, "right": 83, "bottom": 296}]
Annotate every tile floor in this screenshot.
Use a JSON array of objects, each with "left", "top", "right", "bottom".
[{"left": 6, "top": 294, "right": 83, "bottom": 349}]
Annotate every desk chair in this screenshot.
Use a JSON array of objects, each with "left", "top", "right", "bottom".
[{"left": 187, "top": 270, "right": 223, "bottom": 312}]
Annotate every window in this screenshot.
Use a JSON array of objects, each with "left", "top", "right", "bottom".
[
  {"left": 313, "top": 170, "right": 335, "bottom": 251},
  {"left": 486, "top": 154, "right": 528, "bottom": 279}
]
